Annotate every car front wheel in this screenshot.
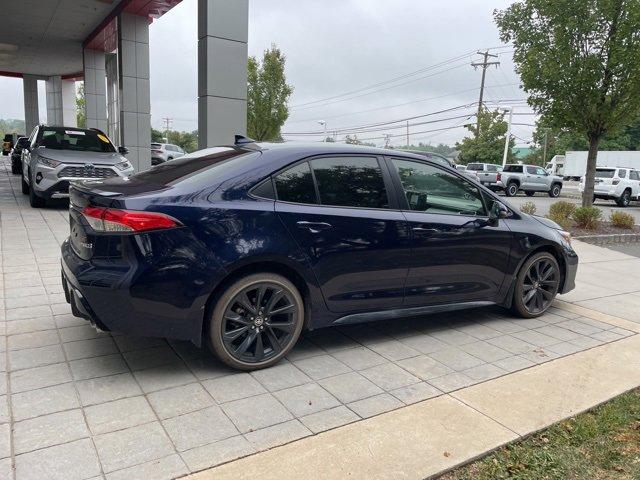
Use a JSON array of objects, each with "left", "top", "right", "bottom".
[
  {"left": 505, "top": 182, "right": 519, "bottom": 197},
  {"left": 208, "top": 273, "right": 304, "bottom": 370},
  {"left": 512, "top": 252, "right": 560, "bottom": 318}
]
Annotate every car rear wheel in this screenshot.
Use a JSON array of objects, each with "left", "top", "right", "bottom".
[
  {"left": 505, "top": 182, "right": 519, "bottom": 197},
  {"left": 208, "top": 273, "right": 304, "bottom": 370},
  {"left": 616, "top": 189, "right": 631, "bottom": 207},
  {"left": 11, "top": 159, "right": 20, "bottom": 175},
  {"left": 548, "top": 183, "right": 561, "bottom": 198},
  {"left": 512, "top": 252, "right": 560, "bottom": 318},
  {"left": 21, "top": 175, "right": 29, "bottom": 195}
]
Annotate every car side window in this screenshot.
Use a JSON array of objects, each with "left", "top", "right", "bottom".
[
  {"left": 526, "top": 166, "right": 537, "bottom": 174},
  {"left": 535, "top": 167, "right": 547, "bottom": 175},
  {"left": 310, "top": 156, "right": 389, "bottom": 209},
  {"left": 486, "top": 164, "right": 498, "bottom": 172},
  {"left": 630, "top": 170, "right": 639, "bottom": 180},
  {"left": 391, "top": 159, "right": 486, "bottom": 216},
  {"left": 274, "top": 162, "right": 317, "bottom": 204},
  {"left": 619, "top": 169, "right": 627, "bottom": 179}
]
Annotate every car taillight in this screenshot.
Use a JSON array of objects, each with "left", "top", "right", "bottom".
[
  {"left": 496, "top": 172, "right": 501, "bottom": 182},
  {"left": 612, "top": 178, "right": 620, "bottom": 185},
  {"left": 152, "top": 149, "right": 162, "bottom": 154},
  {"left": 81, "top": 206, "right": 181, "bottom": 233}
]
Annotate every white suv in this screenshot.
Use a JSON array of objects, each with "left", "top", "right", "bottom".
[
  {"left": 579, "top": 167, "right": 640, "bottom": 207},
  {"left": 151, "top": 143, "right": 185, "bottom": 165}
]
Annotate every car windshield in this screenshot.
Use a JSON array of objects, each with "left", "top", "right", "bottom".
[
  {"left": 466, "top": 163, "right": 484, "bottom": 171},
  {"left": 39, "top": 128, "right": 116, "bottom": 153},
  {"left": 595, "top": 169, "right": 616, "bottom": 178}
]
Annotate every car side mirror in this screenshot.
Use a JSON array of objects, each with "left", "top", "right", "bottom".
[
  {"left": 118, "top": 146, "right": 129, "bottom": 155},
  {"left": 488, "top": 201, "right": 509, "bottom": 227}
]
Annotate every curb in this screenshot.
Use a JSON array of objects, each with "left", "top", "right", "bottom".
[{"left": 573, "top": 233, "right": 640, "bottom": 245}]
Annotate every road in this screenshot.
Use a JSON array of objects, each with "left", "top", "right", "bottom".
[{"left": 504, "top": 192, "right": 640, "bottom": 225}]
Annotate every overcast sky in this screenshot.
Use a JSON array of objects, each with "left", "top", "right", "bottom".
[{"left": 0, "top": 0, "right": 536, "bottom": 147}]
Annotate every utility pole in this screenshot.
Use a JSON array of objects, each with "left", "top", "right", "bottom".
[
  {"left": 162, "top": 117, "right": 173, "bottom": 143},
  {"left": 542, "top": 128, "right": 550, "bottom": 167},
  {"left": 472, "top": 50, "right": 500, "bottom": 138},
  {"left": 406, "top": 120, "right": 410, "bottom": 148},
  {"left": 502, "top": 107, "right": 513, "bottom": 167}
]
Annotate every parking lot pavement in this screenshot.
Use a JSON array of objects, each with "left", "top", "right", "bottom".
[
  {"left": 0, "top": 157, "right": 637, "bottom": 479},
  {"left": 505, "top": 192, "right": 640, "bottom": 224}
]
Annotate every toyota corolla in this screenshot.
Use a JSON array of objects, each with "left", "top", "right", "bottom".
[{"left": 61, "top": 139, "right": 578, "bottom": 370}]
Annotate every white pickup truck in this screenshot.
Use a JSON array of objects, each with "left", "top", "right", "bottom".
[
  {"left": 465, "top": 163, "right": 502, "bottom": 190},
  {"left": 498, "top": 164, "right": 564, "bottom": 197}
]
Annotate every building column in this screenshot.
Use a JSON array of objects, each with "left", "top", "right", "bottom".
[
  {"left": 198, "top": 0, "right": 248, "bottom": 148},
  {"left": 83, "top": 49, "right": 107, "bottom": 132},
  {"left": 45, "top": 76, "right": 77, "bottom": 127},
  {"left": 23, "top": 75, "right": 39, "bottom": 134},
  {"left": 117, "top": 13, "right": 151, "bottom": 171}
]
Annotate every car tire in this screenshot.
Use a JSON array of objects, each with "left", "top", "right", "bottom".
[
  {"left": 21, "top": 175, "right": 29, "bottom": 195},
  {"left": 505, "top": 182, "right": 519, "bottom": 197},
  {"left": 11, "top": 160, "right": 19, "bottom": 175},
  {"left": 615, "top": 189, "right": 631, "bottom": 207},
  {"left": 28, "top": 171, "right": 46, "bottom": 208},
  {"left": 512, "top": 251, "right": 560, "bottom": 318},
  {"left": 548, "top": 183, "right": 561, "bottom": 198},
  {"left": 208, "top": 272, "right": 304, "bottom": 370},
  {"left": 525, "top": 191, "right": 535, "bottom": 197}
]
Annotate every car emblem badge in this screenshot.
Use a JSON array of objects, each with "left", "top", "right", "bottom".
[{"left": 84, "top": 163, "right": 95, "bottom": 171}]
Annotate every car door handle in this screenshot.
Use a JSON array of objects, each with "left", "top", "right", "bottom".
[
  {"left": 296, "top": 221, "right": 333, "bottom": 233},
  {"left": 412, "top": 227, "right": 440, "bottom": 234}
]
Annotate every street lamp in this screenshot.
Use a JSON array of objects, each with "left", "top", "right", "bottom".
[
  {"left": 501, "top": 106, "right": 514, "bottom": 167},
  {"left": 318, "top": 120, "right": 327, "bottom": 142}
]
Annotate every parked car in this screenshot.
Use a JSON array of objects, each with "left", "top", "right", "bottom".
[
  {"left": 61, "top": 139, "right": 577, "bottom": 370},
  {"left": 3, "top": 133, "right": 19, "bottom": 156},
  {"left": 498, "top": 164, "right": 564, "bottom": 197},
  {"left": 151, "top": 143, "right": 186, "bottom": 165},
  {"left": 466, "top": 162, "right": 502, "bottom": 190},
  {"left": 21, "top": 125, "right": 134, "bottom": 208},
  {"left": 578, "top": 167, "right": 640, "bottom": 207},
  {"left": 10, "top": 136, "right": 29, "bottom": 174},
  {"left": 399, "top": 150, "right": 455, "bottom": 169},
  {"left": 454, "top": 164, "right": 481, "bottom": 182}
]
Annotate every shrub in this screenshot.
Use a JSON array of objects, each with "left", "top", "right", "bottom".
[
  {"left": 520, "top": 202, "right": 537, "bottom": 215},
  {"left": 610, "top": 211, "right": 635, "bottom": 230},
  {"left": 549, "top": 201, "right": 577, "bottom": 220},
  {"left": 572, "top": 206, "right": 602, "bottom": 230}
]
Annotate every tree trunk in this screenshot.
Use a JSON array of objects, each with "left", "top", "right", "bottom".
[{"left": 582, "top": 135, "right": 600, "bottom": 207}]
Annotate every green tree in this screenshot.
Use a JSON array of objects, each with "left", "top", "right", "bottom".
[
  {"left": 247, "top": 45, "right": 293, "bottom": 141},
  {"left": 151, "top": 128, "right": 164, "bottom": 143},
  {"left": 76, "top": 83, "right": 86, "bottom": 129},
  {"left": 496, "top": 0, "right": 640, "bottom": 206},
  {"left": 455, "top": 108, "right": 513, "bottom": 164}
]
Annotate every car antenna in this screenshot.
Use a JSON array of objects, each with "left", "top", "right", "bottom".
[{"left": 234, "top": 135, "right": 256, "bottom": 145}]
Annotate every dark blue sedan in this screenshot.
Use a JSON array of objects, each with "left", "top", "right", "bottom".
[{"left": 61, "top": 139, "right": 578, "bottom": 370}]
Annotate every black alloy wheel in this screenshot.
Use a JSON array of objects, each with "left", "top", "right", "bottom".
[
  {"left": 209, "top": 273, "right": 304, "bottom": 370},
  {"left": 616, "top": 189, "right": 631, "bottom": 207},
  {"left": 548, "top": 184, "right": 561, "bottom": 198},
  {"left": 513, "top": 252, "right": 560, "bottom": 318},
  {"left": 506, "top": 182, "right": 519, "bottom": 197}
]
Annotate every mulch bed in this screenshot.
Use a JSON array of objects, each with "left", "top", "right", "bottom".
[{"left": 568, "top": 222, "right": 640, "bottom": 237}]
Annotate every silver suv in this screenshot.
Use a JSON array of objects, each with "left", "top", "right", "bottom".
[
  {"left": 21, "top": 126, "right": 134, "bottom": 208},
  {"left": 151, "top": 143, "right": 185, "bottom": 165},
  {"left": 499, "top": 164, "right": 563, "bottom": 197}
]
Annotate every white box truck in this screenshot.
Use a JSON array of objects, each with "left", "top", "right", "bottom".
[{"left": 561, "top": 151, "right": 640, "bottom": 180}]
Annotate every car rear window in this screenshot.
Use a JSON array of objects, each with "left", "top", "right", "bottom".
[
  {"left": 274, "top": 162, "right": 317, "bottom": 204},
  {"left": 466, "top": 163, "right": 484, "bottom": 171},
  {"left": 503, "top": 165, "right": 523, "bottom": 173},
  {"left": 38, "top": 128, "right": 115, "bottom": 153},
  {"left": 595, "top": 169, "right": 616, "bottom": 178}
]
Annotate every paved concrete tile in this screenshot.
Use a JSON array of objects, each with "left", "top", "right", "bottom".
[
  {"left": 535, "top": 325, "right": 582, "bottom": 342},
  {"left": 428, "top": 347, "right": 484, "bottom": 370},
  {"left": 569, "top": 336, "right": 604, "bottom": 349},
  {"left": 460, "top": 341, "right": 512, "bottom": 363},
  {"left": 428, "top": 372, "right": 475, "bottom": 393},
  {"left": 148, "top": 383, "right": 214, "bottom": 420},
  {"left": 319, "top": 372, "right": 383, "bottom": 404},
  {"left": 455, "top": 322, "right": 502, "bottom": 340},
  {"left": 244, "top": 419, "right": 311, "bottom": 451},
  {"left": 299, "top": 405, "right": 360, "bottom": 433},
  {"left": 183, "top": 355, "right": 236, "bottom": 381},
  {"left": 10, "top": 362, "right": 72, "bottom": 393},
  {"left": 69, "top": 354, "right": 129, "bottom": 381},
  {"left": 590, "top": 330, "right": 626, "bottom": 342},
  {"left": 427, "top": 328, "right": 478, "bottom": 346},
  {"left": 59, "top": 325, "right": 105, "bottom": 343},
  {"left": 250, "top": 362, "right": 311, "bottom": 392},
  {"left": 307, "top": 330, "right": 359, "bottom": 353},
  {"left": 487, "top": 335, "right": 536, "bottom": 355},
  {"left": 12, "top": 383, "right": 79, "bottom": 421},
  {"left": 0, "top": 396, "right": 8, "bottom": 424},
  {"left": 54, "top": 313, "right": 87, "bottom": 328},
  {"left": 274, "top": 383, "right": 340, "bottom": 417},
  {"left": 519, "top": 347, "right": 561, "bottom": 364},
  {"left": 113, "top": 335, "right": 167, "bottom": 352},
  {"left": 64, "top": 336, "right": 120, "bottom": 362},
  {"left": 133, "top": 363, "right": 196, "bottom": 393},
  {"left": 546, "top": 342, "right": 584, "bottom": 356},
  {"left": 347, "top": 393, "right": 403, "bottom": 418},
  {"left": 106, "top": 454, "right": 188, "bottom": 480},
  {"left": 2, "top": 285, "right": 46, "bottom": 299},
  {"left": 0, "top": 423, "right": 8, "bottom": 459},
  {"left": 181, "top": 436, "right": 255, "bottom": 472},
  {"left": 513, "top": 318, "right": 547, "bottom": 329},
  {"left": 9, "top": 344, "right": 65, "bottom": 370},
  {"left": 512, "top": 330, "right": 561, "bottom": 347},
  {"left": 397, "top": 355, "right": 453, "bottom": 380},
  {"left": 222, "top": 393, "right": 293, "bottom": 434},
  {"left": 13, "top": 409, "right": 89, "bottom": 454},
  {"left": 332, "top": 346, "right": 386, "bottom": 371},
  {"left": 76, "top": 373, "right": 142, "bottom": 406},
  {"left": 122, "top": 345, "right": 182, "bottom": 371},
  {"left": 365, "top": 338, "right": 420, "bottom": 361},
  {"left": 398, "top": 333, "right": 448, "bottom": 354},
  {"left": 85, "top": 396, "right": 156, "bottom": 435},
  {"left": 6, "top": 316, "right": 56, "bottom": 335},
  {"left": 6, "top": 305, "right": 52, "bottom": 321},
  {"left": 285, "top": 337, "right": 326, "bottom": 362},
  {"left": 478, "top": 318, "right": 525, "bottom": 334},
  {"left": 8, "top": 329, "right": 59, "bottom": 350},
  {"left": 0, "top": 458, "right": 11, "bottom": 480},
  {"left": 360, "top": 362, "right": 420, "bottom": 391},
  {"left": 163, "top": 405, "right": 238, "bottom": 451},
  {"left": 390, "top": 382, "right": 443, "bottom": 404},
  {"left": 14, "top": 438, "right": 101, "bottom": 480},
  {"left": 462, "top": 363, "right": 506, "bottom": 382},
  {"left": 556, "top": 319, "right": 603, "bottom": 336},
  {"left": 492, "top": 355, "right": 537, "bottom": 373},
  {"left": 203, "top": 373, "right": 266, "bottom": 404},
  {"left": 293, "top": 354, "right": 351, "bottom": 380},
  {"left": 94, "top": 421, "right": 174, "bottom": 473}
]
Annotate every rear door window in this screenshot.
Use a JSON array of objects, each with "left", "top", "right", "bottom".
[
  {"left": 503, "top": 165, "right": 523, "bottom": 173},
  {"left": 466, "top": 163, "right": 484, "bottom": 171},
  {"left": 526, "top": 166, "right": 537, "bottom": 174},
  {"left": 310, "top": 156, "right": 389, "bottom": 209},
  {"left": 274, "top": 162, "right": 317, "bottom": 204},
  {"left": 630, "top": 170, "right": 639, "bottom": 180}
]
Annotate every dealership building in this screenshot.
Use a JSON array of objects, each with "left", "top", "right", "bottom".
[{"left": 0, "top": 0, "right": 248, "bottom": 170}]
